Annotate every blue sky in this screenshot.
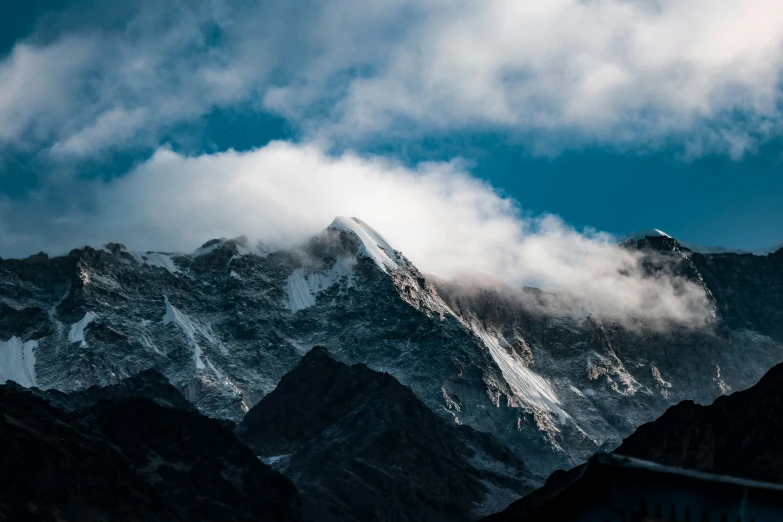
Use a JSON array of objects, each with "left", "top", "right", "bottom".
[{"left": 1, "top": 0, "right": 782, "bottom": 263}]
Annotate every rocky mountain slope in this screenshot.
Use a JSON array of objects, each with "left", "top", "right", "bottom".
[
  {"left": 1, "top": 218, "right": 781, "bottom": 478},
  {"left": 433, "top": 234, "right": 783, "bottom": 465},
  {"left": 0, "top": 371, "right": 300, "bottom": 521},
  {"left": 237, "top": 347, "right": 536, "bottom": 521},
  {"left": 483, "top": 356, "right": 783, "bottom": 521}
]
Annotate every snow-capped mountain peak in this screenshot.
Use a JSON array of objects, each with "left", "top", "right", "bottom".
[
  {"left": 625, "top": 229, "right": 673, "bottom": 242},
  {"left": 328, "top": 216, "right": 399, "bottom": 272}
]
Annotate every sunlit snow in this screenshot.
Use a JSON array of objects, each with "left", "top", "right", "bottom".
[
  {"left": 473, "top": 327, "right": 567, "bottom": 422},
  {"left": 329, "top": 216, "right": 399, "bottom": 272},
  {"left": 68, "top": 311, "right": 97, "bottom": 347}
]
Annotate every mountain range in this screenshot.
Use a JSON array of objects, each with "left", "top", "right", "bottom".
[{"left": 1, "top": 216, "right": 782, "bottom": 516}]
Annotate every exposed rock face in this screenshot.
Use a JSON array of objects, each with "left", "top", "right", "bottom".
[
  {"left": 0, "top": 377, "right": 301, "bottom": 521},
  {"left": 0, "top": 217, "right": 781, "bottom": 478},
  {"left": 237, "top": 347, "right": 535, "bottom": 521}
]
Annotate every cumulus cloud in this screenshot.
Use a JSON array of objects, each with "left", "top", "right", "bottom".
[
  {"left": 0, "top": 141, "right": 713, "bottom": 327},
  {"left": 2, "top": 0, "right": 783, "bottom": 156}
]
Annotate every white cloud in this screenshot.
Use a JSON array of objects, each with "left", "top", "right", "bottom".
[
  {"left": 267, "top": 0, "right": 783, "bottom": 154},
  {"left": 0, "top": 141, "right": 712, "bottom": 327},
  {"left": 0, "top": 37, "right": 98, "bottom": 146},
  {"left": 0, "top": 0, "right": 260, "bottom": 157},
  {"left": 2, "top": 0, "right": 782, "bottom": 156}
]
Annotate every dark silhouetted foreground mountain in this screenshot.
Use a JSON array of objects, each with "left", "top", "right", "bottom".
[
  {"left": 483, "top": 358, "right": 783, "bottom": 520},
  {"left": 0, "top": 371, "right": 300, "bottom": 521},
  {"left": 237, "top": 347, "right": 536, "bottom": 521},
  {"left": 615, "top": 359, "right": 783, "bottom": 483},
  {"left": 35, "top": 367, "right": 197, "bottom": 413},
  {"left": 482, "top": 452, "right": 783, "bottom": 522}
]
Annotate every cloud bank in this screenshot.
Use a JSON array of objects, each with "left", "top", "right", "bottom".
[
  {"left": 4, "top": 0, "right": 748, "bottom": 326},
  {"left": 2, "top": 0, "right": 783, "bottom": 156},
  {"left": 0, "top": 142, "right": 713, "bottom": 327}
]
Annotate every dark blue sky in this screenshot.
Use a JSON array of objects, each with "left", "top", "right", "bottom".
[
  {"left": 365, "top": 135, "right": 783, "bottom": 250},
  {"left": 1, "top": 0, "right": 782, "bottom": 255}
]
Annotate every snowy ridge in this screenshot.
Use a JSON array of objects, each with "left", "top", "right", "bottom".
[
  {"left": 0, "top": 337, "right": 38, "bottom": 387},
  {"left": 68, "top": 311, "right": 97, "bottom": 347},
  {"left": 624, "top": 229, "right": 782, "bottom": 257},
  {"left": 329, "top": 216, "right": 399, "bottom": 272},
  {"left": 119, "top": 237, "right": 270, "bottom": 275},
  {"left": 286, "top": 257, "right": 356, "bottom": 312},
  {"left": 192, "top": 240, "right": 225, "bottom": 257}
]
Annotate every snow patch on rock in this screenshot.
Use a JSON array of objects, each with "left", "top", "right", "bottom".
[
  {"left": 626, "top": 229, "right": 673, "bottom": 241},
  {"left": 0, "top": 337, "right": 38, "bottom": 387},
  {"left": 286, "top": 257, "right": 356, "bottom": 312},
  {"left": 715, "top": 365, "right": 732, "bottom": 395},
  {"left": 68, "top": 311, "right": 97, "bottom": 347},
  {"left": 138, "top": 252, "right": 180, "bottom": 274},
  {"left": 163, "top": 297, "right": 207, "bottom": 370}
]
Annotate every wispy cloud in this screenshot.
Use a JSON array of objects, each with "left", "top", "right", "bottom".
[{"left": 0, "top": 0, "right": 259, "bottom": 157}]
